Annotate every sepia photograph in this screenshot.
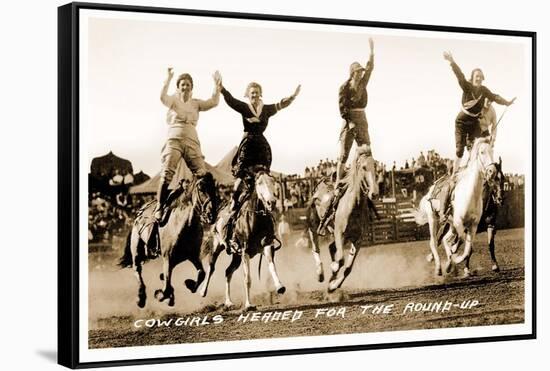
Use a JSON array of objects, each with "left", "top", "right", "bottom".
[{"left": 58, "top": 2, "right": 535, "bottom": 367}]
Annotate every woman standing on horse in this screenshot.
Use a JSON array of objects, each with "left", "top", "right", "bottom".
[
  {"left": 318, "top": 37, "right": 377, "bottom": 235},
  {"left": 154, "top": 68, "right": 222, "bottom": 220},
  {"left": 444, "top": 51, "right": 515, "bottom": 173},
  {"left": 437, "top": 52, "right": 515, "bottom": 221},
  {"left": 218, "top": 77, "right": 301, "bottom": 250}
]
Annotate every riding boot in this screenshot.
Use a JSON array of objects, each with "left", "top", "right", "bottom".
[
  {"left": 224, "top": 180, "right": 244, "bottom": 253},
  {"left": 154, "top": 181, "right": 170, "bottom": 221}
]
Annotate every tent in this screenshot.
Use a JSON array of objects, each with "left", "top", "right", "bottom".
[
  {"left": 90, "top": 151, "right": 133, "bottom": 178},
  {"left": 130, "top": 156, "right": 234, "bottom": 194}
]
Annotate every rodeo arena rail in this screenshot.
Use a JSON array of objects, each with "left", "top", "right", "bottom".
[{"left": 88, "top": 151, "right": 525, "bottom": 252}]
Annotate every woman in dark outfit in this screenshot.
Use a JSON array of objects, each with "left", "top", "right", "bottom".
[
  {"left": 443, "top": 51, "right": 515, "bottom": 173},
  {"left": 437, "top": 51, "right": 515, "bottom": 221},
  {"left": 219, "top": 79, "right": 301, "bottom": 249}
]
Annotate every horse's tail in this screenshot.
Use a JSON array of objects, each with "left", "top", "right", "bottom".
[{"left": 118, "top": 230, "right": 133, "bottom": 268}]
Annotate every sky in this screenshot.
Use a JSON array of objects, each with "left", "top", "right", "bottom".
[{"left": 83, "top": 11, "right": 532, "bottom": 177}]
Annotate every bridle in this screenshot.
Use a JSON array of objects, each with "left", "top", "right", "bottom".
[
  {"left": 472, "top": 141, "right": 498, "bottom": 184},
  {"left": 254, "top": 171, "right": 277, "bottom": 215}
]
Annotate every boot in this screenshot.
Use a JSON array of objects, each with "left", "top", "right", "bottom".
[
  {"left": 223, "top": 180, "right": 244, "bottom": 253},
  {"left": 154, "top": 182, "right": 170, "bottom": 222}
]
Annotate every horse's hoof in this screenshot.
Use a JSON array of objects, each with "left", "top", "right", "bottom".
[
  {"left": 492, "top": 264, "right": 500, "bottom": 273},
  {"left": 244, "top": 305, "right": 256, "bottom": 312},
  {"left": 137, "top": 296, "right": 146, "bottom": 308},
  {"left": 168, "top": 296, "right": 175, "bottom": 307},
  {"left": 327, "top": 282, "right": 338, "bottom": 293},
  {"left": 159, "top": 273, "right": 164, "bottom": 281},
  {"left": 277, "top": 286, "right": 286, "bottom": 295},
  {"left": 436, "top": 268, "right": 442, "bottom": 276},
  {"left": 223, "top": 303, "right": 234, "bottom": 311},
  {"left": 184, "top": 279, "right": 197, "bottom": 293},
  {"left": 317, "top": 272, "right": 325, "bottom": 283},
  {"left": 426, "top": 253, "right": 434, "bottom": 262},
  {"left": 463, "top": 269, "right": 471, "bottom": 278},
  {"left": 154, "top": 289, "right": 164, "bottom": 301}
]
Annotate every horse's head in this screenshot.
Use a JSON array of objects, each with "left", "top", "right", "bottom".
[
  {"left": 193, "top": 172, "right": 218, "bottom": 224},
  {"left": 491, "top": 156, "right": 505, "bottom": 206},
  {"left": 353, "top": 145, "right": 378, "bottom": 199},
  {"left": 470, "top": 137, "right": 497, "bottom": 184},
  {"left": 311, "top": 177, "right": 333, "bottom": 205},
  {"left": 254, "top": 170, "right": 278, "bottom": 212}
]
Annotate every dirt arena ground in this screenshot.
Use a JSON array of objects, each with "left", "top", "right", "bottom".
[{"left": 88, "top": 227, "right": 525, "bottom": 348}]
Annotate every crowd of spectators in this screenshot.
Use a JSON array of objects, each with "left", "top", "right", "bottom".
[
  {"left": 88, "top": 191, "right": 152, "bottom": 243},
  {"left": 89, "top": 150, "right": 524, "bottom": 245}
]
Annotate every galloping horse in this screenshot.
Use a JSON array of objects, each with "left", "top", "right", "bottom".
[
  {"left": 118, "top": 173, "right": 218, "bottom": 307},
  {"left": 414, "top": 137, "right": 497, "bottom": 277},
  {"left": 305, "top": 145, "right": 378, "bottom": 292},
  {"left": 198, "top": 169, "right": 284, "bottom": 311}
]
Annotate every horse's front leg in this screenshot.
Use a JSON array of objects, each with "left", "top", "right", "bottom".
[
  {"left": 185, "top": 254, "right": 206, "bottom": 294},
  {"left": 427, "top": 213, "right": 442, "bottom": 276},
  {"left": 487, "top": 226, "right": 500, "bottom": 272},
  {"left": 327, "top": 230, "right": 345, "bottom": 293},
  {"left": 199, "top": 238, "right": 224, "bottom": 297},
  {"left": 264, "top": 243, "right": 285, "bottom": 294},
  {"left": 224, "top": 253, "right": 241, "bottom": 309},
  {"left": 155, "top": 255, "right": 175, "bottom": 306},
  {"left": 461, "top": 226, "right": 477, "bottom": 277},
  {"left": 308, "top": 229, "right": 324, "bottom": 282},
  {"left": 328, "top": 242, "right": 358, "bottom": 291},
  {"left": 241, "top": 248, "right": 255, "bottom": 311},
  {"left": 442, "top": 229, "right": 455, "bottom": 274}
]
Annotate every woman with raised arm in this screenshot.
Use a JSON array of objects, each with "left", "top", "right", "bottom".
[
  {"left": 154, "top": 68, "right": 221, "bottom": 220},
  {"left": 443, "top": 51, "right": 515, "bottom": 173},
  {"left": 317, "top": 37, "right": 377, "bottom": 236},
  {"left": 437, "top": 52, "right": 515, "bottom": 221},
  {"left": 219, "top": 77, "right": 301, "bottom": 250}
]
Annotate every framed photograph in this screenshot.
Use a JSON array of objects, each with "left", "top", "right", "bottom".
[{"left": 58, "top": 2, "right": 536, "bottom": 368}]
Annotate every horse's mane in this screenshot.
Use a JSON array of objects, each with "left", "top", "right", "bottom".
[
  {"left": 174, "top": 172, "right": 217, "bottom": 210},
  {"left": 469, "top": 137, "right": 491, "bottom": 162},
  {"left": 340, "top": 145, "right": 370, "bottom": 190}
]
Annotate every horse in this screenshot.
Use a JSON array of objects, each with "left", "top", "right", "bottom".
[
  {"left": 198, "top": 170, "right": 284, "bottom": 311},
  {"left": 423, "top": 157, "right": 504, "bottom": 273},
  {"left": 303, "top": 177, "right": 333, "bottom": 283},
  {"left": 118, "top": 173, "right": 218, "bottom": 308},
  {"left": 414, "top": 137, "right": 498, "bottom": 277},
  {"left": 305, "top": 145, "right": 378, "bottom": 292},
  {"left": 480, "top": 156, "right": 505, "bottom": 272}
]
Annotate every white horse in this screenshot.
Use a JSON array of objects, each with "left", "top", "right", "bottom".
[
  {"left": 198, "top": 170, "right": 284, "bottom": 311},
  {"left": 414, "top": 137, "right": 497, "bottom": 277}
]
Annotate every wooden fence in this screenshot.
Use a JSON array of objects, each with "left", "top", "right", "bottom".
[{"left": 285, "top": 188, "right": 525, "bottom": 246}]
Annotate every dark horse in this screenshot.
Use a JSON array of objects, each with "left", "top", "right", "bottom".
[
  {"left": 479, "top": 156, "right": 505, "bottom": 272},
  {"left": 199, "top": 170, "right": 284, "bottom": 311},
  {"left": 118, "top": 173, "right": 218, "bottom": 308}
]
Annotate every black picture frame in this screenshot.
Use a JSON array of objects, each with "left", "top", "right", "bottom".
[{"left": 58, "top": 2, "right": 536, "bottom": 368}]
